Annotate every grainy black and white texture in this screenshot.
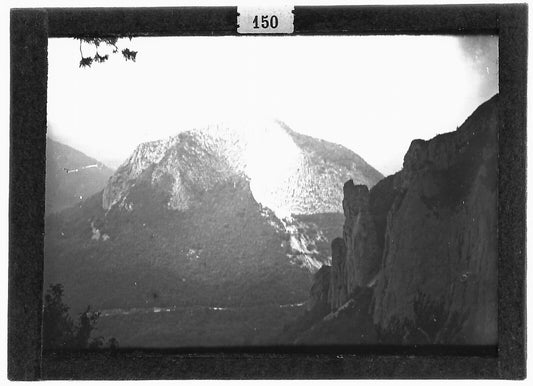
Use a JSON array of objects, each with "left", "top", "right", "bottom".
[{"left": 9, "top": 4, "right": 527, "bottom": 380}]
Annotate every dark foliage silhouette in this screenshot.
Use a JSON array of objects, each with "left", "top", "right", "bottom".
[
  {"left": 107, "top": 337, "right": 119, "bottom": 350},
  {"left": 74, "top": 305, "right": 101, "bottom": 349},
  {"left": 413, "top": 291, "right": 467, "bottom": 344},
  {"left": 42, "top": 284, "right": 75, "bottom": 349},
  {"left": 42, "top": 284, "right": 117, "bottom": 349},
  {"left": 375, "top": 315, "right": 414, "bottom": 344},
  {"left": 76, "top": 37, "right": 138, "bottom": 68},
  {"left": 375, "top": 291, "right": 468, "bottom": 344},
  {"left": 121, "top": 48, "right": 137, "bottom": 62}
]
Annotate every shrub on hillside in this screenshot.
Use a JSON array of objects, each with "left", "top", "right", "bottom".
[
  {"left": 42, "top": 283, "right": 118, "bottom": 350},
  {"left": 375, "top": 291, "right": 467, "bottom": 344}
]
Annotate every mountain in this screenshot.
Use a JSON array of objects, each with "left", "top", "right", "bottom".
[
  {"left": 45, "top": 138, "right": 114, "bottom": 214},
  {"left": 102, "top": 120, "right": 382, "bottom": 218},
  {"left": 44, "top": 121, "right": 383, "bottom": 345},
  {"left": 285, "top": 95, "right": 498, "bottom": 346}
]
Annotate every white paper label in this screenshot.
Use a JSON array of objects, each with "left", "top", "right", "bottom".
[{"left": 237, "top": 6, "right": 294, "bottom": 34}]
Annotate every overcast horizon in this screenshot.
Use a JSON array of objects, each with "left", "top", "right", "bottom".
[{"left": 47, "top": 35, "right": 498, "bottom": 176}]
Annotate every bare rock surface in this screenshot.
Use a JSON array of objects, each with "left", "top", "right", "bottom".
[
  {"left": 289, "top": 95, "right": 498, "bottom": 345},
  {"left": 373, "top": 94, "right": 498, "bottom": 344},
  {"left": 327, "top": 182, "right": 382, "bottom": 310},
  {"left": 308, "top": 265, "right": 331, "bottom": 311},
  {"left": 102, "top": 120, "right": 382, "bottom": 217}
]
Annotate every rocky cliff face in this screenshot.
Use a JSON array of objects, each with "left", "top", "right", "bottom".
[
  {"left": 327, "top": 182, "right": 382, "bottom": 310},
  {"left": 328, "top": 237, "right": 347, "bottom": 309},
  {"left": 293, "top": 94, "right": 498, "bottom": 345},
  {"left": 373, "top": 94, "right": 498, "bottom": 345},
  {"left": 102, "top": 138, "right": 179, "bottom": 210},
  {"left": 308, "top": 265, "right": 331, "bottom": 311},
  {"left": 342, "top": 183, "right": 381, "bottom": 289}
]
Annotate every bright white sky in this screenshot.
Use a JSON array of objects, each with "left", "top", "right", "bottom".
[{"left": 47, "top": 35, "right": 498, "bottom": 176}]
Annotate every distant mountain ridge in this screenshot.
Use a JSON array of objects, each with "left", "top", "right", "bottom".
[{"left": 45, "top": 138, "right": 114, "bottom": 214}]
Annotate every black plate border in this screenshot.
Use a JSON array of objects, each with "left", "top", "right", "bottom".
[{"left": 9, "top": 4, "right": 527, "bottom": 380}]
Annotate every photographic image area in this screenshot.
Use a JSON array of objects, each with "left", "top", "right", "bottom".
[{"left": 43, "top": 35, "right": 498, "bottom": 350}]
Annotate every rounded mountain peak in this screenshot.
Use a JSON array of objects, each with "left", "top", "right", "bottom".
[{"left": 102, "top": 120, "right": 383, "bottom": 218}]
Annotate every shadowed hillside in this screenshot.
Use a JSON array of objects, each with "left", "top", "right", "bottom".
[{"left": 46, "top": 138, "right": 114, "bottom": 214}]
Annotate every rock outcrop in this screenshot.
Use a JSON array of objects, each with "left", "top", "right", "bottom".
[
  {"left": 342, "top": 182, "right": 381, "bottom": 289},
  {"left": 373, "top": 94, "right": 498, "bottom": 345},
  {"left": 102, "top": 138, "right": 179, "bottom": 210},
  {"left": 327, "top": 237, "right": 347, "bottom": 309},
  {"left": 308, "top": 265, "right": 331, "bottom": 311},
  {"left": 296, "top": 94, "right": 498, "bottom": 345},
  {"left": 368, "top": 174, "right": 398, "bottom": 253},
  {"left": 328, "top": 182, "right": 382, "bottom": 310}
]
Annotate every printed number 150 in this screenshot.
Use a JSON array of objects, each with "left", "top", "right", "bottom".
[{"left": 252, "top": 15, "right": 279, "bottom": 29}]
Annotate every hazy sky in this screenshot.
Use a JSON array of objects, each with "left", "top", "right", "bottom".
[{"left": 47, "top": 35, "right": 498, "bottom": 176}]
